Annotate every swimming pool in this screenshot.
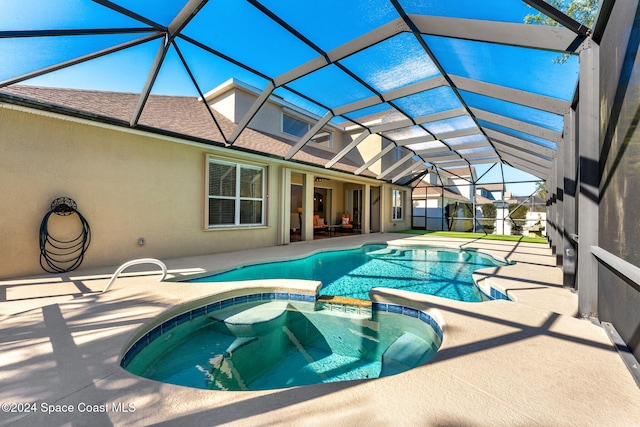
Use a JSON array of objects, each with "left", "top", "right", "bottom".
[
  {"left": 189, "top": 244, "right": 507, "bottom": 302},
  {"left": 122, "top": 296, "right": 442, "bottom": 391}
]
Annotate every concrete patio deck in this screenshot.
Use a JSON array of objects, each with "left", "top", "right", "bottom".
[{"left": 1, "top": 233, "right": 639, "bottom": 426}]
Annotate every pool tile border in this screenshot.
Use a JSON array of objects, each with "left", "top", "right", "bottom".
[
  {"left": 489, "top": 287, "right": 510, "bottom": 301},
  {"left": 121, "top": 292, "right": 318, "bottom": 368},
  {"left": 121, "top": 291, "right": 444, "bottom": 369},
  {"left": 373, "top": 302, "right": 444, "bottom": 339}
]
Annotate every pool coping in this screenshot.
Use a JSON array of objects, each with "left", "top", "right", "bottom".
[{"left": 1, "top": 233, "right": 639, "bottom": 426}]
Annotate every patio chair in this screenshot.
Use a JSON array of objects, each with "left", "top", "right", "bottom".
[
  {"left": 340, "top": 213, "right": 353, "bottom": 231},
  {"left": 313, "top": 215, "right": 327, "bottom": 233}
]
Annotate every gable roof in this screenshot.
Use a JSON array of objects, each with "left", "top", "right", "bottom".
[
  {"left": 413, "top": 186, "right": 468, "bottom": 202},
  {"left": 0, "top": 85, "right": 374, "bottom": 178},
  {"left": 478, "top": 183, "right": 507, "bottom": 192}
]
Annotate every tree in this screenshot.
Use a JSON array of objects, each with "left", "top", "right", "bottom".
[
  {"left": 525, "top": 0, "right": 599, "bottom": 63},
  {"left": 524, "top": 0, "right": 599, "bottom": 27},
  {"left": 480, "top": 203, "right": 497, "bottom": 233},
  {"left": 535, "top": 181, "right": 547, "bottom": 200},
  {"left": 481, "top": 203, "right": 497, "bottom": 219},
  {"left": 444, "top": 202, "right": 475, "bottom": 232},
  {"left": 461, "top": 202, "right": 475, "bottom": 232},
  {"left": 509, "top": 203, "right": 529, "bottom": 221},
  {"left": 508, "top": 203, "right": 530, "bottom": 235}
]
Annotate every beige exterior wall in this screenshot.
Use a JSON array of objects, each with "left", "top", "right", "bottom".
[
  {"left": 206, "top": 81, "right": 341, "bottom": 153},
  {"left": 209, "top": 90, "right": 236, "bottom": 123},
  {"left": 350, "top": 134, "right": 384, "bottom": 175},
  {"left": 1, "top": 105, "right": 409, "bottom": 279},
  {"left": 382, "top": 186, "right": 412, "bottom": 232},
  {"left": 0, "top": 107, "right": 280, "bottom": 279}
]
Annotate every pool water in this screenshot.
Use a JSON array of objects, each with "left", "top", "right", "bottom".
[
  {"left": 190, "top": 244, "right": 505, "bottom": 302},
  {"left": 125, "top": 300, "right": 441, "bottom": 391}
]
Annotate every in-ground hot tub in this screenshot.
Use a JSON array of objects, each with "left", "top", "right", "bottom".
[{"left": 121, "top": 291, "right": 443, "bottom": 391}]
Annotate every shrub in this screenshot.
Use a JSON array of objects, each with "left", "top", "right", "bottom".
[
  {"left": 480, "top": 203, "right": 497, "bottom": 233},
  {"left": 481, "top": 203, "right": 497, "bottom": 219},
  {"left": 508, "top": 204, "right": 529, "bottom": 235}
]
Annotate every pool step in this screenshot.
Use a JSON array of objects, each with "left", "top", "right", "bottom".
[
  {"left": 380, "top": 332, "right": 432, "bottom": 377},
  {"left": 225, "top": 336, "right": 259, "bottom": 356},
  {"left": 210, "top": 338, "right": 259, "bottom": 391},
  {"left": 210, "top": 301, "right": 289, "bottom": 336}
]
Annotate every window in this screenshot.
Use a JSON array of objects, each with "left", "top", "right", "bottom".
[
  {"left": 283, "top": 114, "right": 310, "bottom": 137},
  {"left": 393, "top": 146, "right": 404, "bottom": 162},
  {"left": 208, "top": 159, "right": 265, "bottom": 228},
  {"left": 311, "top": 132, "right": 333, "bottom": 149},
  {"left": 392, "top": 189, "right": 403, "bottom": 220},
  {"left": 283, "top": 114, "right": 333, "bottom": 148}
]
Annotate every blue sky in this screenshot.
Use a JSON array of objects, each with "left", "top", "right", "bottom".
[{"left": 475, "top": 163, "right": 541, "bottom": 196}]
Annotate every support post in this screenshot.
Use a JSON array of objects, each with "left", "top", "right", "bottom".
[
  {"left": 548, "top": 159, "right": 557, "bottom": 256},
  {"left": 577, "top": 41, "right": 600, "bottom": 318},
  {"left": 279, "top": 167, "right": 292, "bottom": 245},
  {"left": 563, "top": 108, "right": 578, "bottom": 288},
  {"left": 555, "top": 122, "right": 565, "bottom": 267},
  {"left": 363, "top": 183, "right": 371, "bottom": 234},
  {"left": 302, "top": 173, "right": 315, "bottom": 242}
]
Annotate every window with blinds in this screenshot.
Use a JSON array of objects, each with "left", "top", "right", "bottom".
[{"left": 208, "top": 159, "right": 264, "bottom": 227}]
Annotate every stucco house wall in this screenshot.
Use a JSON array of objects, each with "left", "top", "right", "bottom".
[
  {"left": 0, "top": 106, "right": 281, "bottom": 279},
  {"left": 1, "top": 104, "right": 410, "bottom": 279}
]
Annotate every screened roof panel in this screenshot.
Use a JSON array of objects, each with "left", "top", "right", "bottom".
[
  {"left": 398, "top": 0, "right": 544, "bottom": 24},
  {"left": 392, "top": 87, "right": 463, "bottom": 117},
  {"left": 479, "top": 120, "right": 557, "bottom": 149},
  {"left": 341, "top": 103, "right": 393, "bottom": 121},
  {"left": 424, "top": 35, "right": 580, "bottom": 100},
  {"left": 468, "top": 156, "right": 501, "bottom": 164},
  {"left": 443, "top": 134, "right": 489, "bottom": 146},
  {"left": 291, "top": 144, "right": 371, "bottom": 177},
  {"left": 271, "top": 87, "right": 328, "bottom": 118},
  {"left": 456, "top": 146, "right": 496, "bottom": 156},
  {"left": 176, "top": 40, "right": 270, "bottom": 95},
  {"left": 0, "top": 0, "right": 145, "bottom": 30},
  {"left": 460, "top": 90, "right": 564, "bottom": 132},
  {"left": 338, "top": 33, "right": 441, "bottom": 93},
  {"left": 405, "top": 140, "right": 446, "bottom": 152},
  {"left": 0, "top": 0, "right": 598, "bottom": 184},
  {"left": 382, "top": 125, "right": 431, "bottom": 141},
  {"left": 18, "top": 39, "right": 162, "bottom": 93},
  {"left": 182, "top": 0, "right": 319, "bottom": 77},
  {"left": 342, "top": 103, "right": 406, "bottom": 126},
  {"left": 150, "top": 45, "right": 204, "bottom": 97},
  {"left": 424, "top": 116, "right": 477, "bottom": 135},
  {"left": 285, "top": 64, "right": 377, "bottom": 109},
  {"left": 257, "top": 0, "right": 400, "bottom": 52},
  {"left": 106, "top": 0, "right": 189, "bottom": 27},
  {"left": 378, "top": 153, "right": 423, "bottom": 180},
  {"left": 0, "top": 33, "right": 156, "bottom": 82},
  {"left": 431, "top": 158, "right": 468, "bottom": 167}
]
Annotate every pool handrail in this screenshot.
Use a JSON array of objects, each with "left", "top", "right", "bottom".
[{"left": 102, "top": 258, "right": 168, "bottom": 293}]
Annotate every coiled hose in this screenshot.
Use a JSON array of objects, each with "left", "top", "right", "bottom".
[{"left": 39, "top": 197, "right": 91, "bottom": 273}]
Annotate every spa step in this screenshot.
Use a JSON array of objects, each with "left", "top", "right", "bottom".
[
  {"left": 225, "top": 336, "right": 259, "bottom": 356},
  {"left": 380, "top": 332, "right": 431, "bottom": 377},
  {"left": 210, "top": 301, "right": 289, "bottom": 336}
]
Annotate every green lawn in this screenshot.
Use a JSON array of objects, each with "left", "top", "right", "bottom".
[{"left": 394, "top": 229, "right": 549, "bottom": 244}]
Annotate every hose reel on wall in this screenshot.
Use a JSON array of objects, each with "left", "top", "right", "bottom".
[{"left": 39, "top": 197, "right": 91, "bottom": 273}]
